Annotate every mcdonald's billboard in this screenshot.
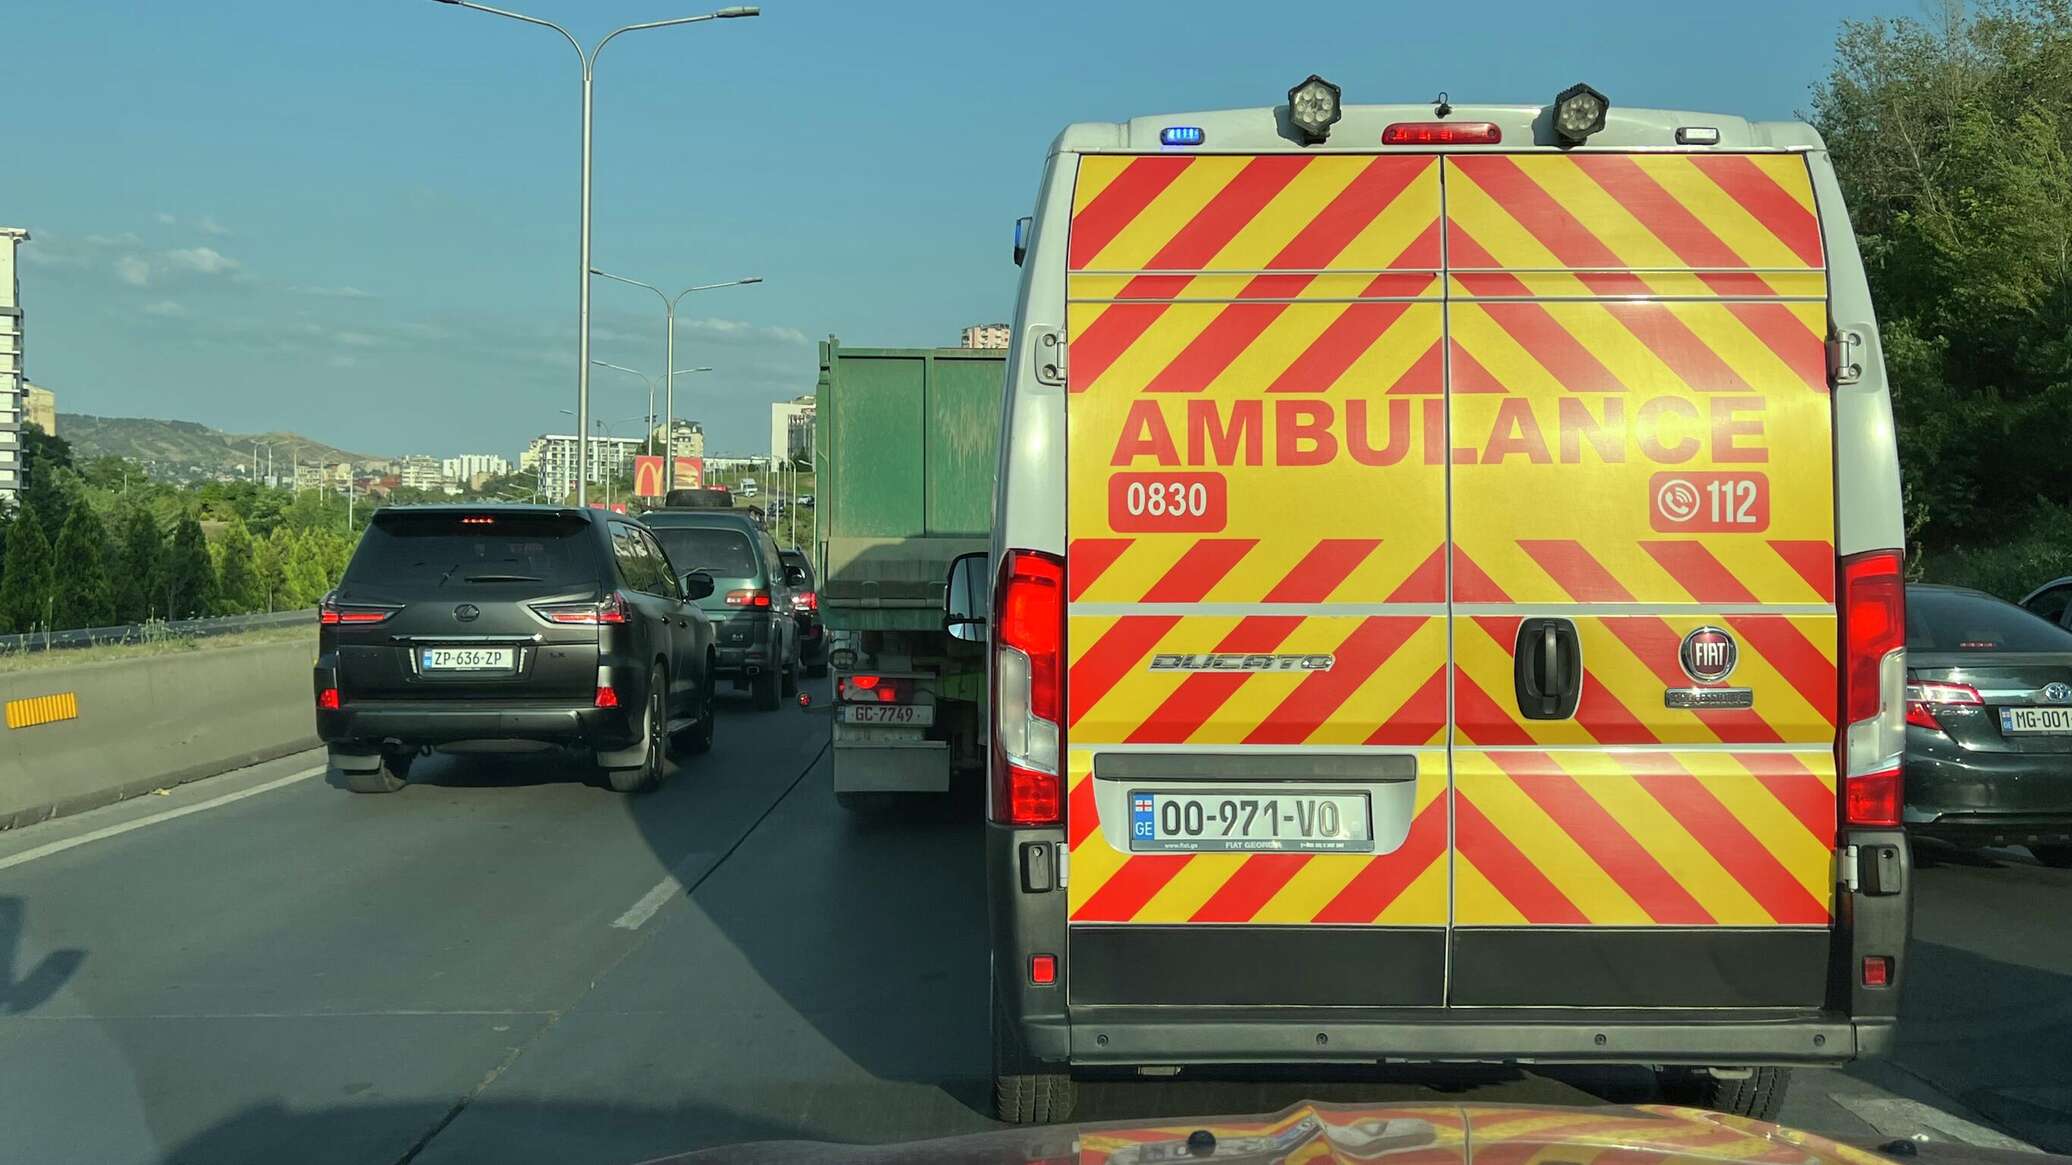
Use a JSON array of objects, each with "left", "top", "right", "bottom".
[
  {"left": 674, "top": 456, "right": 704, "bottom": 489},
  {"left": 634, "top": 456, "right": 665, "bottom": 498}
]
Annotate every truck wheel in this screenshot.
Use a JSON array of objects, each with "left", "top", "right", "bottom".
[
  {"left": 1658, "top": 1067, "right": 1790, "bottom": 1121},
  {"left": 752, "top": 665, "right": 781, "bottom": 711},
  {"left": 993, "top": 993, "right": 1073, "bottom": 1124},
  {"left": 606, "top": 670, "right": 666, "bottom": 794},
  {"left": 2031, "top": 844, "right": 2072, "bottom": 868}
]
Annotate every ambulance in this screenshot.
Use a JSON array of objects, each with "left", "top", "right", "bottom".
[{"left": 945, "top": 80, "right": 1911, "bottom": 1123}]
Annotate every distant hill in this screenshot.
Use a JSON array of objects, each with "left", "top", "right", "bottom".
[{"left": 57, "top": 413, "right": 386, "bottom": 477}]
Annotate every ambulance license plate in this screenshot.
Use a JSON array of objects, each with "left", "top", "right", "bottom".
[
  {"left": 2002, "top": 706, "right": 2072, "bottom": 734},
  {"left": 1128, "top": 790, "right": 1372, "bottom": 853}
]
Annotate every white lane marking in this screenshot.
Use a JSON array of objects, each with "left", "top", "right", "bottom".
[
  {"left": 0, "top": 765, "right": 326, "bottom": 873},
  {"left": 1830, "top": 1095, "right": 2038, "bottom": 1152},
  {"left": 611, "top": 875, "right": 685, "bottom": 931}
]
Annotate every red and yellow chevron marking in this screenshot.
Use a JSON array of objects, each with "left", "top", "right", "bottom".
[
  {"left": 1447, "top": 153, "right": 1825, "bottom": 281},
  {"left": 1454, "top": 749, "right": 1834, "bottom": 926},
  {"left": 1065, "top": 750, "right": 1448, "bottom": 925},
  {"left": 1067, "top": 614, "right": 1447, "bottom": 747},
  {"left": 1453, "top": 608, "right": 1838, "bottom": 748}
]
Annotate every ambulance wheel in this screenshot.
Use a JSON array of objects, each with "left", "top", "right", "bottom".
[
  {"left": 1658, "top": 1067, "right": 1790, "bottom": 1121},
  {"left": 993, "top": 994, "right": 1074, "bottom": 1124}
]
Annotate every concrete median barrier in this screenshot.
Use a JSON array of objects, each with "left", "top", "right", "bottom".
[{"left": 0, "top": 639, "right": 317, "bottom": 830}]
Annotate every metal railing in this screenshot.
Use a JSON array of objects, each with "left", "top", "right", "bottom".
[{"left": 0, "top": 609, "right": 316, "bottom": 655}]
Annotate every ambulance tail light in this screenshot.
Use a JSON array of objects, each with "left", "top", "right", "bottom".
[
  {"left": 1840, "top": 549, "right": 1906, "bottom": 827},
  {"left": 1382, "top": 121, "right": 1501, "bottom": 145},
  {"left": 992, "top": 550, "right": 1064, "bottom": 827}
]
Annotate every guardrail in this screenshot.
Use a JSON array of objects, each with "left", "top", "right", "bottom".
[{"left": 0, "top": 609, "right": 315, "bottom": 655}]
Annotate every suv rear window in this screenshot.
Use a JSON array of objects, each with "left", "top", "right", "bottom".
[
  {"left": 653, "top": 527, "right": 758, "bottom": 580},
  {"left": 345, "top": 513, "right": 599, "bottom": 588},
  {"left": 780, "top": 550, "right": 815, "bottom": 588},
  {"left": 1907, "top": 587, "right": 2072, "bottom": 652}
]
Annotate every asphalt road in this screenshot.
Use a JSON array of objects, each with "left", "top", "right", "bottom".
[{"left": 0, "top": 684, "right": 2064, "bottom": 1163}]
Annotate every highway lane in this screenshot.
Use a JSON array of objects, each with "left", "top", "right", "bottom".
[{"left": 0, "top": 682, "right": 2060, "bottom": 1162}]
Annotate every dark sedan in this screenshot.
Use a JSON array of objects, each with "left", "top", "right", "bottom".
[{"left": 1904, "top": 583, "right": 2072, "bottom": 866}]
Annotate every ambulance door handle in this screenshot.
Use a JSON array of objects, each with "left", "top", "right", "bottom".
[{"left": 1514, "top": 617, "right": 1582, "bottom": 721}]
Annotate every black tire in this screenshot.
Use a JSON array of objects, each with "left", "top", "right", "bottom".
[
  {"left": 606, "top": 668, "right": 666, "bottom": 794},
  {"left": 993, "top": 991, "right": 1073, "bottom": 1124},
  {"left": 343, "top": 750, "right": 411, "bottom": 795},
  {"left": 752, "top": 665, "right": 781, "bottom": 711},
  {"left": 1658, "top": 1067, "right": 1790, "bottom": 1121},
  {"left": 2032, "top": 844, "right": 2072, "bottom": 868},
  {"left": 676, "top": 658, "right": 717, "bottom": 756}
]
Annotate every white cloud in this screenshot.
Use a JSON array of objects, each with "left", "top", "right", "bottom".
[
  {"left": 334, "top": 331, "right": 380, "bottom": 348},
  {"left": 19, "top": 246, "right": 81, "bottom": 268},
  {"left": 683, "top": 317, "right": 810, "bottom": 345},
  {"left": 142, "top": 299, "right": 186, "bottom": 317},
  {"left": 85, "top": 232, "right": 142, "bottom": 246},
  {"left": 163, "top": 246, "right": 240, "bottom": 275},
  {"left": 154, "top": 211, "right": 176, "bottom": 225},
  {"left": 115, "top": 255, "right": 151, "bottom": 286},
  {"left": 328, "top": 354, "right": 359, "bottom": 369},
  {"left": 198, "top": 216, "right": 231, "bottom": 237},
  {"left": 291, "top": 284, "right": 374, "bottom": 299}
]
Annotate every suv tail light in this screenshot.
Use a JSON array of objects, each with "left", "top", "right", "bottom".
[
  {"left": 726, "top": 588, "right": 772, "bottom": 608},
  {"left": 992, "top": 550, "right": 1065, "bottom": 826},
  {"left": 792, "top": 590, "right": 818, "bottom": 612},
  {"left": 319, "top": 592, "right": 398, "bottom": 626},
  {"left": 531, "top": 592, "right": 631, "bottom": 625},
  {"left": 1840, "top": 550, "right": 1906, "bottom": 827},
  {"left": 1905, "top": 679, "right": 1981, "bottom": 732}
]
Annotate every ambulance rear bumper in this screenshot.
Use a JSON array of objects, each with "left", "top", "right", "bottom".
[{"left": 1028, "top": 1010, "right": 1891, "bottom": 1069}]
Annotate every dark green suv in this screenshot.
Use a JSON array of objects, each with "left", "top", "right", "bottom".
[{"left": 643, "top": 511, "right": 801, "bottom": 710}]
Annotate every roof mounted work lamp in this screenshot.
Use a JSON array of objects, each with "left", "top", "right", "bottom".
[
  {"left": 1288, "top": 75, "right": 1343, "bottom": 144},
  {"left": 1553, "top": 82, "right": 1609, "bottom": 146}
]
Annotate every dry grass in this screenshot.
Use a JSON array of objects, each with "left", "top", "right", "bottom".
[{"left": 0, "top": 625, "right": 314, "bottom": 674}]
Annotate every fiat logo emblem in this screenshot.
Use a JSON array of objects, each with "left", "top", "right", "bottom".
[
  {"left": 1679, "top": 626, "right": 1738, "bottom": 684},
  {"left": 2044, "top": 682, "right": 2072, "bottom": 703},
  {"left": 454, "top": 603, "right": 480, "bottom": 623}
]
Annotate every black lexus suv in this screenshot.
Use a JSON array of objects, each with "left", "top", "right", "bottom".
[{"left": 315, "top": 506, "right": 717, "bottom": 794}]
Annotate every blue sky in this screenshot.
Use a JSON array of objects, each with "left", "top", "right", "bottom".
[{"left": 7, "top": 0, "right": 1896, "bottom": 461}]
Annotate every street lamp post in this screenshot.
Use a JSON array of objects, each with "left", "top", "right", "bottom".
[
  {"left": 591, "top": 361, "right": 712, "bottom": 458},
  {"left": 589, "top": 268, "right": 760, "bottom": 492},
  {"left": 430, "top": 0, "right": 759, "bottom": 506}
]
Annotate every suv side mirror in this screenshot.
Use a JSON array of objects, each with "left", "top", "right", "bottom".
[
  {"left": 783, "top": 564, "right": 808, "bottom": 587},
  {"left": 944, "top": 551, "right": 990, "bottom": 642},
  {"left": 682, "top": 570, "right": 715, "bottom": 600}
]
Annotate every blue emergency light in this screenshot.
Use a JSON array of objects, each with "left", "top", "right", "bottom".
[{"left": 1160, "top": 125, "right": 1206, "bottom": 147}]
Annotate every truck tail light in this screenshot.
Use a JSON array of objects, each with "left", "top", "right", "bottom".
[
  {"left": 532, "top": 592, "right": 630, "bottom": 625},
  {"left": 839, "top": 674, "right": 911, "bottom": 703},
  {"left": 992, "top": 550, "right": 1064, "bottom": 826},
  {"left": 1382, "top": 121, "right": 1501, "bottom": 144},
  {"left": 1904, "top": 679, "right": 1980, "bottom": 732},
  {"left": 1840, "top": 550, "right": 1906, "bottom": 827}
]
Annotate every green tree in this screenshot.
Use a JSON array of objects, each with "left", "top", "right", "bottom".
[
  {"left": 18, "top": 422, "right": 75, "bottom": 545},
  {"left": 163, "top": 515, "right": 217, "bottom": 620},
  {"left": 114, "top": 507, "right": 163, "bottom": 623},
  {"left": 254, "top": 526, "right": 288, "bottom": 611},
  {"left": 49, "top": 500, "right": 114, "bottom": 630},
  {"left": 1813, "top": 2, "right": 2072, "bottom": 585},
  {"left": 0, "top": 507, "right": 55, "bottom": 633},
  {"left": 212, "top": 515, "right": 261, "bottom": 614}
]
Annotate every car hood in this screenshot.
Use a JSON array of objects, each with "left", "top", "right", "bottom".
[{"left": 650, "top": 1102, "right": 2056, "bottom": 1165}]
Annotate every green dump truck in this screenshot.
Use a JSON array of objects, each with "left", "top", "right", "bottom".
[{"left": 815, "top": 338, "right": 1005, "bottom": 808}]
